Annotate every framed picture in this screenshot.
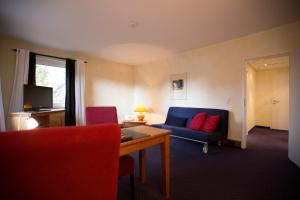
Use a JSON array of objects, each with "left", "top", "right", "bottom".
[{"left": 170, "top": 73, "right": 187, "bottom": 100}]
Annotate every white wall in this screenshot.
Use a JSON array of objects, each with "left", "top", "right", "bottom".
[
  {"left": 246, "top": 64, "right": 256, "bottom": 132},
  {"left": 134, "top": 21, "right": 300, "bottom": 142},
  {"left": 289, "top": 48, "right": 300, "bottom": 167}
]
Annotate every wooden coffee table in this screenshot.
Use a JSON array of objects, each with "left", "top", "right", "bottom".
[{"left": 120, "top": 125, "right": 171, "bottom": 199}]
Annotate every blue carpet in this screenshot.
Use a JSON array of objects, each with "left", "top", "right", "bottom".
[{"left": 118, "top": 127, "right": 300, "bottom": 200}]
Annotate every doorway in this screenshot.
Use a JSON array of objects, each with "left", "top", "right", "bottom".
[{"left": 244, "top": 54, "right": 289, "bottom": 146}]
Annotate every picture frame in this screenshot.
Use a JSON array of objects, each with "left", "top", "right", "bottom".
[{"left": 170, "top": 73, "right": 187, "bottom": 100}]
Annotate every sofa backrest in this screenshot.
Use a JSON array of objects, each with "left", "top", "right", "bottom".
[
  {"left": 166, "top": 107, "right": 229, "bottom": 136},
  {"left": 0, "top": 124, "right": 120, "bottom": 200}
]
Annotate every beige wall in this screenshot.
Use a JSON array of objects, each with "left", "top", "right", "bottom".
[
  {"left": 85, "top": 60, "right": 134, "bottom": 121},
  {"left": 134, "top": 21, "right": 300, "bottom": 141},
  {"left": 0, "top": 35, "right": 134, "bottom": 122},
  {"left": 246, "top": 64, "right": 256, "bottom": 132}
]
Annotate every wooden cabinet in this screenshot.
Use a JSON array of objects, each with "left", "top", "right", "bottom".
[{"left": 8, "top": 109, "right": 65, "bottom": 131}]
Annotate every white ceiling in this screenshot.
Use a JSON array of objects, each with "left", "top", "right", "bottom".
[
  {"left": 0, "top": 0, "right": 299, "bottom": 65},
  {"left": 248, "top": 56, "right": 289, "bottom": 71}
]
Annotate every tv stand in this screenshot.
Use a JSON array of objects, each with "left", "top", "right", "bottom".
[{"left": 8, "top": 109, "right": 65, "bottom": 131}]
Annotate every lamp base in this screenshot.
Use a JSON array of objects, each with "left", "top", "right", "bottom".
[{"left": 137, "top": 114, "right": 145, "bottom": 121}]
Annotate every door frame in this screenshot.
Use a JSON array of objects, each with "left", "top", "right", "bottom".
[{"left": 241, "top": 51, "right": 290, "bottom": 149}]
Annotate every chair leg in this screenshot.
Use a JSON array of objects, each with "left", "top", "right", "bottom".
[{"left": 130, "top": 174, "right": 135, "bottom": 200}]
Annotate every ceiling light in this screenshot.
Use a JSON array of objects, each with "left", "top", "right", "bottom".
[{"left": 129, "top": 20, "right": 139, "bottom": 28}]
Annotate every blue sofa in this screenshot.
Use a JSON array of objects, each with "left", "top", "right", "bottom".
[{"left": 152, "top": 107, "right": 229, "bottom": 153}]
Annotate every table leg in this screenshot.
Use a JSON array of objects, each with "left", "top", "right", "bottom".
[
  {"left": 160, "top": 135, "right": 170, "bottom": 199},
  {"left": 139, "top": 149, "right": 146, "bottom": 183}
]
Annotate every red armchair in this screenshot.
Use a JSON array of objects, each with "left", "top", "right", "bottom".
[
  {"left": 0, "top": 124, "right": 121, "bottom": 200},
  {"left": 86, "top": 106, "right": 135, "bottom": 199}
]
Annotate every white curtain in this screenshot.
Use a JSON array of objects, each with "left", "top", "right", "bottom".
[
  {"left": 8, "top": 49, "right": 30, "bottom": 113},
  {"left": 0, "top": 79, "right": 6, "bottom": 131},
  {"left": 75, "top": 60, "right": 86, "bottom": 125}
]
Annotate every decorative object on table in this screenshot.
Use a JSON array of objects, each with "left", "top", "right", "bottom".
[
  {"left": 121, "top": 128, "right": 149, "bottom": 140},
  {"left": 170, "top": 73, "right": 187, "bottom": 100},
  {"left": 26, "top": 117, "right": 39, "bottom": 129},
  {"left": 134, "top": 105, "right": 147, "bottom": 121},
  {"left": 121, "top": 133, "right": 133, "bottom": 142}
]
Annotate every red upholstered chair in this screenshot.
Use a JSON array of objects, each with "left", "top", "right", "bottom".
[
  {"left": 86, "top": 106, "right": 118, "bottom": 125},
  {"left": 0, "top": 124, "right": 120, "bottom": 200},
  {"left": 86, "top": 106, "right": 135, "bottom": 199}
]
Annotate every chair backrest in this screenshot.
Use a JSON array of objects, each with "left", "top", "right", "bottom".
[
  {"left": 86, "top": 106, "right": 118, "bottom": 125},
  {"left": 0, "top": 124, "right": 120, "bottom": 200}
]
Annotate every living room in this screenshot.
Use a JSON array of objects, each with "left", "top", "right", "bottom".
[{"left": 0, "top": 1, "right": 300, "bottom": 200}]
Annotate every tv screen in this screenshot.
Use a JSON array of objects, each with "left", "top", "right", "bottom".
[{"left": 23, "top": 85, "right": 53, "bottom": 111}]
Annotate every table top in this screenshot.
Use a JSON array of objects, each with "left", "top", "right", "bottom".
[{"left": 120, "top": 125, "right": 171, "bottom": 147}]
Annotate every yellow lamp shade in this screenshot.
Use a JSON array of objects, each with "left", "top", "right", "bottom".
[{"left": 134, "top": 105, "right": 147, "bottom": 113}]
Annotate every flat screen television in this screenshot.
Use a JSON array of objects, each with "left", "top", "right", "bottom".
[{"left": 23, "top": 84, "right": 53, "bottom": 111}]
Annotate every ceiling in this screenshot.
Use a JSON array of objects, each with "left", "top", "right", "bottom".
[
  {"left": 248, "top": 55, "right": 289, "bottom": 70},
  {"left": 0, "top": 0, "right": 299, "bottom": 65}
]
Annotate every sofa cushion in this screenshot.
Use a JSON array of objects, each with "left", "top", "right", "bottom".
[
  {"left": 165, "top": 115, "right": 187, "bottom": 127},
  {"left": 202, "top": 115, "right": 220, "bottom": 132},
  {"left": 189, "top": 112, "right": 206, "bottom": 130}
]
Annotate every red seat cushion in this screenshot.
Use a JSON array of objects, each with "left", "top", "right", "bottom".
[
  {"left": 119, "top": 155, "right": 134, "bottom": 176},
  {"left": 189, "top": 112, "right": 206, "bottom": 130},
  {"left": 202, "top": 115, "right": 220, "bottom": 132}
]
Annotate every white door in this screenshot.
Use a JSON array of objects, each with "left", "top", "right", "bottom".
[{"left": 271, "top": 67, "right": 289, "bottom": 130}]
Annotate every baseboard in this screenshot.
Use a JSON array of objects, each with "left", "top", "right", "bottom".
[{"left": 254, "top": 125, "right": 270, "bottom": 129}]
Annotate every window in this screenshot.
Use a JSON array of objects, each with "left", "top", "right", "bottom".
[{"left": 35, "top": 56, "right": 66, "bottom": 108}]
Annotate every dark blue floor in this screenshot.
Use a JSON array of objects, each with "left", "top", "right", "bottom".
[{"left": 118, "top": 127, "right": 300, "bottom": 200}]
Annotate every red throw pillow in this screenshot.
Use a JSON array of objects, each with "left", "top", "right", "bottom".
[
  {"left": 202, "top": 115, "right": 220, "bottom": 132},
  {"left": 189, "top": 112, "right": 206, "bottom": 131}
]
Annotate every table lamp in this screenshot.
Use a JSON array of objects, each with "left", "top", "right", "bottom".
[
  {"left": 26, "top": 117, "right": 39, "bottom": 129},
  {"left": 134, "top": 105, "right": 147, "bottom": 121}
]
